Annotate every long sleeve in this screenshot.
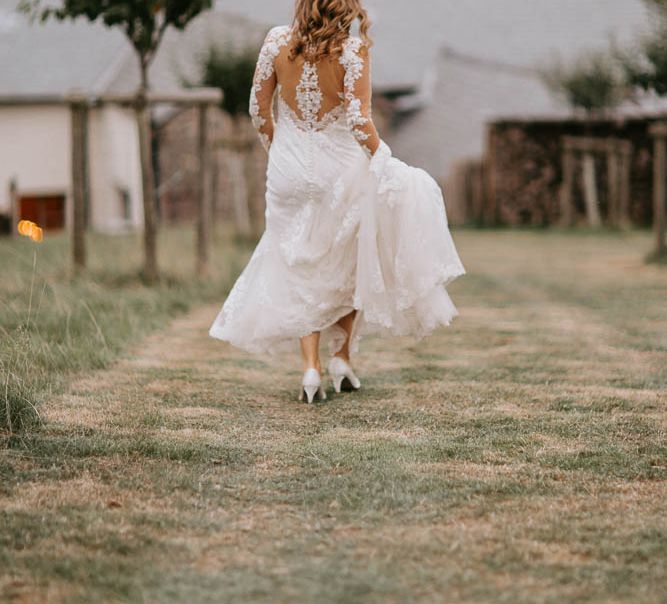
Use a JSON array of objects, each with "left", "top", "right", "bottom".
[
  {"left": 249, "top": 26, "right": 289, "bottom": 152},
  {"left": 340, "top": 38, "right": 381, "bottom": 157}
]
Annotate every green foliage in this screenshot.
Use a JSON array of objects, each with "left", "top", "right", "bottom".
[
  {"left": 198, "top": 46, "right": 259, "bottom": 117},
  {"left": 20, "top": 0, "right": 213, "bottom": 63},
  {"left": 618, "top": 1, "right": 667, "bottom": 96},
  {"left": 542, "top": 50, "right": 628, "bottom": 114}
]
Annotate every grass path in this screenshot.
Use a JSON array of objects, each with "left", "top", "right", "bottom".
[{"left": 1, "top": 231, "right": 666, "bottom": 603}]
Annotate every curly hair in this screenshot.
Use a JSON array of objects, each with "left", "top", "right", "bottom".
[{"left": 289, "top": 0, "right": 372, "bottom": 62}]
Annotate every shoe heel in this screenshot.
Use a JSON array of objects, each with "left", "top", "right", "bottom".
[
  {"left": 303, "top": 385, "right": 319, "bottom": 404},
  {"left": 332, "top": 374, "right": 344, "bottom": 394}
]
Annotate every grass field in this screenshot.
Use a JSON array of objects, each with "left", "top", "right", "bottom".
[
  {"left": 0, "top": 227, "right": 249, "bottom": 436},
  {"left": 1, "top": 229, "right": 665, "bottom": 604}
]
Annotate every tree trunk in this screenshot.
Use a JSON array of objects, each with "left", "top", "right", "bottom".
[
  {"left": 70, "top": 98, "right": 88, "bottom": 272},
  {"left": 136, "top": 62, "right": 159, "bottom": 282},
  {"left": 582, "top": 152, "right": 602, "bottom": 228},
  {"left": 653, "top": 135, "right": 666, "bottom": 257},
  {"left": 197, "top": 103, "right": 213, "bottom": 277},
  {"left": 230, "top": 119, "right": 252, "bottom": 239}
]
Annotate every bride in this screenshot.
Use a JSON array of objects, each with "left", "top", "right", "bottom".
[{"left": 210, "top": 0, "right": 465, "bottom": 403}]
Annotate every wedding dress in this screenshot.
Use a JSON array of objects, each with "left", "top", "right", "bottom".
[{"left": 209, "top": 25, "right": 465, "bottom": 355}]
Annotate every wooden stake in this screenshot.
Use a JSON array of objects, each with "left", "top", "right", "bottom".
[
  {"left": 197, "top": 103, "right": 212, "bottom": 278},
  {"left": 618, "top": 145, "right": 632, "bottom": 229},
  {"left": 559, "top": 148, "right": 575, "bottom": 227},
  {"left": 70, "top": 97, "right": 88, "bottom": 272},
  {"left": 606, "top": 146, "right": 620, "bottom": 228},
  {"left": 9, "top": 178, "right": 18, "bottom": 238},
  {"left": 582, "top": 153, "right": 602, "bottom": 228},
  {"left": 652, "top": 134, "right": 666, "bottom": 257}
]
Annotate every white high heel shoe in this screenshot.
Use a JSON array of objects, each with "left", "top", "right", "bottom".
[
  {"left": 328, "top": 357, "right": 361, "bottom": 393},
  {"left": 299, "top": 368, "right": 327, "bottom": 404}
]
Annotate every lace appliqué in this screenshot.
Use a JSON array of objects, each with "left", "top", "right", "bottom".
[
  {"left": 249, "top": 25, "right": 290, "bottom": 151},
  {"left": 295, "top": 62, "right": 323, "bottom": 129},
  {"left": 277, "top": 91, "right": 345, "bottom": 134},
  {"left": 339, "top": 37, "right": 370, "bottom": 146}
]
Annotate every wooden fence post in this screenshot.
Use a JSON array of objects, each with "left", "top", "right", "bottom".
[
  {"left": 606, "top": 140, "right": 620, "bottom": 228},
  {"left": 9, "top": 178, "right": 18, "bottom": 238},
  {"left": 650, "top": 123, "right": 667, "bottom": 258},
  {"left": 69, "top": 94, "right": 88, "bottom": 272},
  {"left": 197, "top": 102, "right": 213, "bottom": 277},
  {"left": 559, "top": 145, "right": 575, "bottom": 227},
  {"left": 618, "top": 142, "right": 632, "bottom": 229},
  {"left": 582, "top": 152, "right": 602, "bottom": 228}
]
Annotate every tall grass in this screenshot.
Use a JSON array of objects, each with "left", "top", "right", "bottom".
[{"left": 0, "top": 226, "right": 248, "bottom": 442}]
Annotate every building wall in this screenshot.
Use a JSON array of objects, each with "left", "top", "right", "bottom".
[
  {"left": 88, "top": 105, "right": 143, "bottom": 232},
  {"left": 0, "top": 103, "right": 143, "bottom": 234},
  {"left": 0, "top": 104, "right": 71, "bottom": 221}
]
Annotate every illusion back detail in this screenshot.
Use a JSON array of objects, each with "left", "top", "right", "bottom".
[
  {"left": 249, "top": 25, "right": 380, "bottom": 156},
  {"left": 210, "top": 24, "right": 465, "bottom": 356}
]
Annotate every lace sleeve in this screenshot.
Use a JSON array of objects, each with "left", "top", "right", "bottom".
[
  {"left": 249, "top": 26, "right": 289, "bottom": 152},
  {"left": 340, "top": 37, "right": 381, "bottom": 157}
]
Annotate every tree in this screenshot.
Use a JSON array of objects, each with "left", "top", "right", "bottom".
[
  {"left": 22, "top": 0, "right": 214, "bottom": 281},
  {"left": 618, "top": 0, "right": 667, "bottom": 96},
  {"left": 619, "top": 0, "right": 667, "bottom": 259},
  {"left": 197, "top": 45, "right": 259, "bottom": 238},
  {"left": 542, "top": 50, "right": 628, "bottom": 117}
]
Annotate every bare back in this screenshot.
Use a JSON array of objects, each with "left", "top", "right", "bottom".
[{"left": 249, "top": 25, "right": 380, "bottom": 156}]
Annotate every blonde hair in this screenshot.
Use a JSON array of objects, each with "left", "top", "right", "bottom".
[{"left": 290, "top": 0, "right": 372, "bottom": 62}]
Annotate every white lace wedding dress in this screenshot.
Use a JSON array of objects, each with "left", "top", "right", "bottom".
[{"left": 209, "top": 25, "right": 465, "bottom": 355}]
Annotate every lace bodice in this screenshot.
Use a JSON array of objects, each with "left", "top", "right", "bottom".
[{"left": 249, "top": 25, "right": 380, "bottom": 157}]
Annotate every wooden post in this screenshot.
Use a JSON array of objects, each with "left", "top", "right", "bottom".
[
  {"left": 70, "top": 95, "right": 88, "bottom": 271},
  {"left": 559, "top": 146, "right": 575, "bottom": 227},
  {"left": 484, "top": 125, "right": 498, "bottom": 226},
  {"left": 650, "top": 124, "right": 667, "bottom": 258},
  {"left": 197, "top": 103, "right": 212, "bottom": 277},
  {"left": 618, "top": 142, "right": 632, "bottom": 230},
  {"left": 606, "top": 142, "right": 620, "bottom": 228},
  {"left": 582, "top": 152, "right": 602, "bottom": 228},
  {"left": 211, "top": 147, "right": 220, "bottom": 232},
  {"left": 9, "top": 178, "right": 18, "bottom": 238},
  {"left": 229, "top": 119, "right": 253, "bottom": 239}
]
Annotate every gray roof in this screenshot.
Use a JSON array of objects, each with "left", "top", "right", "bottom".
[
  {"left": 0, "top": 0, "right": 267, "bottom": 97},
  {"left": 0, "top": 0, "right": 127, "bottom": 95},
  {"left": 1, "top": 0, "right": 652, "bottom": 96}
]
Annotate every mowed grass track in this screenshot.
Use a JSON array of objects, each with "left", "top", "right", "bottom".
[{"left": 1, "top": 230, "right": 666, "bottom": 604}]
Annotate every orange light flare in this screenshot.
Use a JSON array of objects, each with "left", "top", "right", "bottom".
[
  {"left": 30, "top": 226, "right": 44, "bottom": 243},
  {"left": 17, "top": 220, "right": 44, "bottom": 243}
]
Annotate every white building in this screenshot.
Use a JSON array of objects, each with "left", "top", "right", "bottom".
[{"left": 0, "top": 0, "right": 263, "bottom": 234}]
